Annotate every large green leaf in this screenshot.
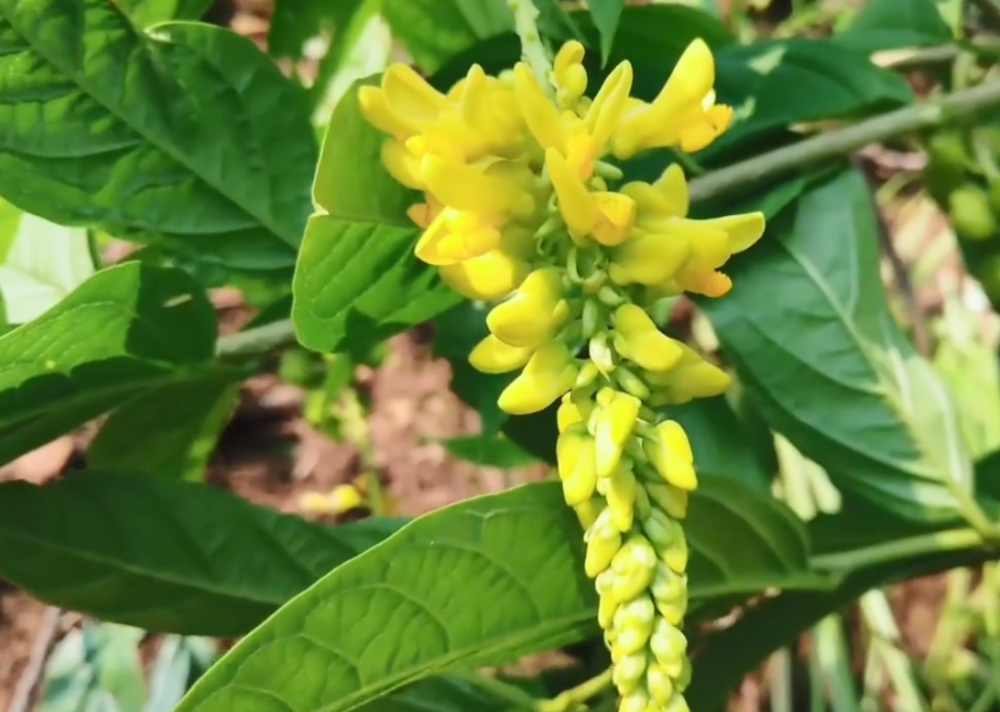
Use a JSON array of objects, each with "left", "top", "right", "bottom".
[
  {"left": 174, "top": 480, "right": 821, "bottom": 712},
  {"left": 834, "top": 0, "right": 953, "bottom": 53},
  {"left": 431, "top": 3, "right": 732, "bottom": 88},
  {"left": 0, "top": 0, "right": 316, "bottom": 270},
  {"left": 382, "top": 0, "right": 513, "bottom": 74},
  {"left": 702, "top": 169, "right": 973, "bottom": 522},
  {"left": 87, "top": 373, "right": 242, "bottom": 481},
  {"left": 705, "top": 39, "right": 913, "bottom": 158},
  {"left": 292, "top": 78, "right": 460, "bottom": 354},
  {"left": 0, "top": 262, "right": 218, "bottom": 465},
  {"left": 0, "top": 212, "right": 96, "bottom": 325},
  {"left": 0, "top": 471, "right": 403, "bottom": 635},
  {"left": 117, "top": 0, "right": 213, "bottom": 26}
]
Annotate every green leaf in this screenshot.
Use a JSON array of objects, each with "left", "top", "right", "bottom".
[
  {"left": 0, "top": 262, "right": 218, "bottom": 465},
  {"left": 0, "top": 471, "right": 405, "bottom": 635},
  {"left": 687, "top": 530, "right": 993, "bottom": 712},
  {"left": 292, "top": 78, "right": 460, "bottom": 354},
  {"left": 383, "top": 0, "right": 513, "bottom": 73},
  {"left": 87, "top": 373, "right": 242, "bottom": 482},
  {"left": 117, "top": 0, "right": 212, "bottom": 26},
  {"left": 269, "top": 0, "right": 365, "bottom": 60},
  {"left": 173, "top": 480, "right": 821, "bottom": 712},
  {"left": 835, "top": 0, "right": 953, "bottom": 53},
  {"left": 0, "top": 0, "right": 316, "bottom": 271},
  {"left": 443, "top": 434, "right": 540, "bottom": 469},
  {"left": 586, "top": 0, "right": 625, "bottom": 66},
  {"left": 355, "top": 676, "right": 522, "bottom": 712},
  {"left": 0, "top": 212, "right": 96, "bottom": 325},
  {"left": 705, "top": 39, "right": 913, "bottom": 158},
  {"left": 431, "top": 3, "right": 732, "bottom": 88},
  {"left": 701, "top": 169, "right": 973, "bottom": 522}
]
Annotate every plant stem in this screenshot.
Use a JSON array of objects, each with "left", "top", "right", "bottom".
[
  {"left": 216, "top": 318, "right": 298, "bottom": 358},
  {"left": 687, "top": 78, "right": 1000, "bottom": 203},
  {"left": 536, "top": 669, "right": 613, "bottom": 712},
  {"left": 810, "top": 527, "right": 985, "bottom": 572},
  {"left": 507, "top": 0, "right": 556, "bottom": 97}
]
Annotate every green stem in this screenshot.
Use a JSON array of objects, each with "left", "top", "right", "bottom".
[
  {"left": 810, "top": 527, "right": 985, "bottom": 572},
  {"left": 507, "top": 0, "right": 556, "bottom": 98},
  {"left": 687, "top": 79, "right": 1000, "bottom": 203},
  {"left": 535, "top": 669, "right": 613, "bottom": 712},
  {"left": 216, "top": 318, "right": 298, "bottom": 358}
]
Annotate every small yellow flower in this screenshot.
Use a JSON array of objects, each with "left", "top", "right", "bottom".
[
  {"left": 487, "top": 267, "right": 569, "bottom": 347},
  {"left": 498, "top": 341, "right": 579, "bottom": 414},
  {"left": 512, "top": 62, "right": 567, "bottom": 153},
  {"left": 613, "top": 304, "right": 684, "bottom": 373},
  {"left": 554, "top": 41, "right": 588, "bottom": 106},
  {"left": 469, "top": 334, "right": 535, "bottom": 374},
  {"left": 439, "top": 248, "right": 530, "bottom": 301},
  {"left": 608, "top": 228, "right": 693, "bottom": 286},
  {"left": 612, "top": 39, "right": 730, "bottom": 159},
  {"left": 547, "top": 148, "right": 637, "bottom": 246},
  {"left": 420, "top": 155, "right": 535, "bottom": 215},
  {"left": 644, "top": 420, "right": 697, "bottom": 491}
]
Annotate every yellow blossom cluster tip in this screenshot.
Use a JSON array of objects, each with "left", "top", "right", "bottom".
[{"left": 360, "top": 37, "right": 765, "bottom": 712}]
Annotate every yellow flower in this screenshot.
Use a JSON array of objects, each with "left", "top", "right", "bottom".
[
  {"left": 415, "top": 208, "right": 504, "bottom": 265},
  {"left": 469, "top": 334, "right": 535, "bottom": 373},
  {"left": 557, "top": 430, "right": 598, "bottom": 506},
  {"left": 512, "top": 62, "right": 567, "bottom": 153},
  {"left": 554, "top": 41, "right": 588, "bottom": 106},
  {"left": 420, "top": 155, "right": 536, "bottom": 215},
  {"left": 380, "top": 139, "right": 424, "bottom": 190},
  {"left": 487, "top": 267, "right": 569, "bottom": 347},
  {"left": 612, "top": 39, "right": 731, "bottom": 159},
  {"left": 613, "top": 304, "right": 684, "bottom": 373},
  {"left": 498, "top": 341, "right": 579, "bottom": 414},
  {"left": 439, "top": 248, "right": 530, "bottom": 301},
  {"left": 644, "top": 345, "right": 732, "bottom": 404},
  {"left": 547, "top": 148, "right": 637, "bottom": 246},
  {"left": 608, "top": 228, "right": 692, "bottom": 286}
]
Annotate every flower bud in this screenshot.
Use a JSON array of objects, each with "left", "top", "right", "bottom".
[
  {"left": 618, "top": 688, "right": 651, "bottom": 712},
  {"left": 612, "top": 595, "right": 656, "bottom": 655},
  {"left": 646, "top": 661, "right": 675, "bottom": 705},
  {"left": 594, "top": 388, "right": 641, "bottom": 477},
  {"left": 584, "top": 508, "right": 622, "bottom": 577},
  {"left": 613, "top": 652, "right": 648, "bottom": 695},
  {"left": 608, "top": 535, "right": 657, "bottom": 601},
  {"left": 649, "top": 619, "right": 689, "bottom": 672},
  {"left": 606, "top": 463, "right": 637, "bottom": 531},
  {"left": 644, "top": 481, "right": 689, "bottom": 520},
  {"left": 557, "top": 433, "right": 598, "bottom": 507},
  {"left": 644, "top": 420, "right": 697, "bottom": 491}
]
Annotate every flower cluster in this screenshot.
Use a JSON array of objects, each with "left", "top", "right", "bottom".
[{"left": 360, "top": 36, "right": 764, "bottom": 712}]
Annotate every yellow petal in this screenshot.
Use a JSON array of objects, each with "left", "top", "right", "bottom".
[
  {"left": 357, "top": 86, "right": 415, "bottom": 138},
  {"left": 609, "top": 229, "right": 692, "bottom": 286},
  {"left": 677, "top": 269, "right": 733, "bottom": 298},
  {"left": 555, "top": 41, "right": 587, "bottom": 83},
  {"left": 640, "top": 219, "right": 730, "bottom": 272},
  {"left": 487, "top": 267, "right": 567, "bottom": 347},
  {"left": 439, "top": 248, "right": 529, "bottom": 301},
  {"left": 586, "top": 60, "right": 634, "bottom": 153},
  {"left": 498, "top": 342, "right": 578, "bottom": 415},
  {"left": 654, "top": 164, "right": 690, "bottom": 217},
  {"left": 512, "top": 63, "right": 567, "bottom": 152},
  {"left": 546, "top": 147, "right": 595, "bottom": 240},
  {"left": 699, "top": 212, "right": 766, "bottom": 253},
  {"left": 381, "top": 63, "right": 449, "bottom": 131},
  {"left": 421, "top": 155, "right": 531, "bottom": 214},
  {"left": 621, "top": 181, "right": 675, "bottom": 219},
  {"left": 591, "top": 192, "right": 637, "bottom": 246},
  {"left": 679, "top": 104, "right": 733, "bottom": 153},
  {"left": 380, "top": 139, "right": 424, "bottom": 190},
  {"left": 469, "top": 334, "right": 534, "bottom": 373},
  {"left": 649, "top": 39, "right": 716, "bottom": 126},
  {"left": 414, "top": 209, "right": 500, "bottom": 266}
]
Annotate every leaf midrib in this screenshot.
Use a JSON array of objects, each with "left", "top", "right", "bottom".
[{"left": 0, "top": 7, "right": 294, "bottom": 246}]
